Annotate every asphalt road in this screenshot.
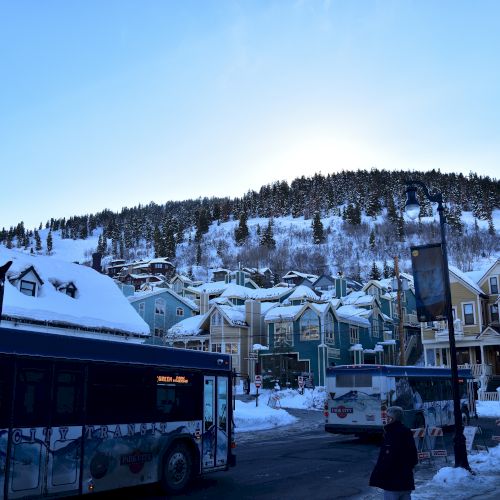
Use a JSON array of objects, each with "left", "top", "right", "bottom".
[{"left": 89, "top": 410, "right": 500, "bottom": 500}]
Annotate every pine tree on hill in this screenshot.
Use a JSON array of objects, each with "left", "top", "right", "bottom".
[
  {"left": 34, "top": 230, "right": 42, "bottom": 252},
  {"left": 383, "top": 260, "right": 393, "bottom": 279},
  {"left": 312, "top": 212, "right": 325, "bottom": 244},
  {"left": 369, "top": 261, "right": 381, "bottom": 281},
  {"left": 369, "top": 229, "right": 376, "bottom": 250},
  {"left": 260, "top": 219, "right": 276, "bottom": 249},
  {"left": 234, "top": 212, "right": 249, "bottom": 246},
  {"left": 46, "top": 231, "right": 53, "bottom": 255}
]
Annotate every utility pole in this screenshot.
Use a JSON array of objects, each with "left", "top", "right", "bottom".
[{"left": 394, "top": 256, "right": 405, "bottom": 366}]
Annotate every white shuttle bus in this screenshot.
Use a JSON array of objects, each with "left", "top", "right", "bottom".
[{"left": 324, "top": 365, "right": 474, "bottom": 437}]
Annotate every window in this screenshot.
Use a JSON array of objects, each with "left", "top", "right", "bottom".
[
  {"left": 490, "top": 304, "right": 499, "bottom": 323},
  {"left": 325, "top": 313, "right": 335, "bottom": 345},
  {"left": 156, "top": 372, "right": 201, "bottom": 421},
  {"left": 176, "top": 307, "right": 184, "bottom": 317},
  {"left": 20, "top": 279, "right": 36, "bottom": 296},
  {"left": 155, "top": 298, "right": 165, "bottom": 315},
  {"left": 52, "top": 365, "right": 84, "bottom": 426},
  {"left": 336, "top": 373, "right": 372, "bottom": 388},
  {"left": 275, "top": 322, "right": 293, "bottom": 347},
  {"left": 224, "top": 343, "right": 238, "bottom": 354},
  {"left": 349, "top": 326, "right": 359, "bottom": 344},
  {"left": 138, "top": 302, "right": 145, "bottom": 318},
  {"left": 372, "top": 319, "right": 380, "bottom": 338},
  {"left": 462, "top": 303, "right": 475, "bottom": 325},
  {"left": 211, "top": 311, "right": 223, "bottom": 326},
  {"left": 0, "top": 357, "right": 13, "bottom": 428},
  {"left": 87, "top": 364, "right": 154, "bottom": 423},
  {"left": 14, "top": 361, "right": 51, "bottom": 427},
  {"left": 154, "top": 327, "right": 164, "bottom": 337},
  {"left": 300, "top": 310, "right": 320, "bottom": 341},
  {"left": 490, "top": 277, "right": 498, "bottom": 294},
  {"left": 211, "top": 343, "right": 222, "bottom": 353}
]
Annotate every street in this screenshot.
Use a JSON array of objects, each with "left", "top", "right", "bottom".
[{"left": 92, "top": 410, "right": 500, "bottom": 500}]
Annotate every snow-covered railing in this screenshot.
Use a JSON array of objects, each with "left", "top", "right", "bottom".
[
  {"left": 459, "top": 363, "right": 492, "bottom": 379},
  {"left": 477, "top": 391, "right": 500, "bottom": 401}
]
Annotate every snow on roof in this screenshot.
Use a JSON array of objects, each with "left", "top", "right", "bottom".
[
  {"left": 167, "top": 313, "right": 208, "bottom": 337},
  {"left": 250, "top": 286, "right": 291, "bottom": 300},
  {"left": 282, "top": 270, "right": 318, "bottom": 282},
  {"left": 1, "top": 247, "right": 149, "bottom": 336},
  {"left": 221, "top": 283, "right": 254, "bottom": 299},
  {"left": 449, "top": 265, "right": 485, "bottom": 295},
  {"left": 286, "top": 285, "right": 319, "bottom": 302},
  {"left": 310, "top": 302, "right": 331, "bottom": 315},
  {"left": 264, "top": 304, "right": 306, "bottom": 322},
  {"left": 349, "top": 343, "right": 363, "bottom": 351},
  {"left": 335, "top": 305, "right": 371, "bottom": 327},
  {"left": 260, "top": 302, "right": 279, "bottom": 314},
  {"left": 342, "top": 291, "right": 374, "bottom": 306},
  {"left": 128, "top": 287, "right": 199, "bottom": 311},
  {"left": 189, "top": 281, "right": 229, "bottom": 295},
  {"left": 218, "top": 305, "right": 247, "bottom": 326}
]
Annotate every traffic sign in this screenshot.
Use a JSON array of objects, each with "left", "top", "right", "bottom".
[
  {"left": 254, "top": 375, "right": 262, "bottom": 388},
  {"left": 298, "top": 376, "right": 304, "bottom": 388}
]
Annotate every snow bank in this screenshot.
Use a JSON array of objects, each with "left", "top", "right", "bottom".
[
  {"left": 234, "top": 400, "right": 297, "bottom": 432},
  {"left": 476, "top": 400, "right": 500, "bottom": 418}
]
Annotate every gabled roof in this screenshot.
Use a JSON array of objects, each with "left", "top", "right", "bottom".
[
  {"left": 286, "top": 285, "right": 321, "bottom": 302},
  {"left": 166, "top": 313, "right": 208, "bottom": 338},
  {"left": 12, "top": 265, "right": 44, "bottom": 285},
  {"left": 264, "top": 303, "right": 310, "bottom": 322},
  {"left": 282, "top": 270, "right": 318, "bottom": 282},
  {"left": 128, "top": 287, "right": 199, "bottom": 311},
  {"left": 449, "top": 265, "right": 488, "bottom": 297},
  {"left": 474, "top": 258, "right": 500, "bottom": 286}
]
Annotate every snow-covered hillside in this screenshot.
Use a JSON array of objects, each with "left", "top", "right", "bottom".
[{"left": 2, "top": 209, "right": 499, "bottom": 281}]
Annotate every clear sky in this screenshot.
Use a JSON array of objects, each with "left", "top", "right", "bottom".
[{"left": 1, "top": 0, "right": 499, "bottom": 229}]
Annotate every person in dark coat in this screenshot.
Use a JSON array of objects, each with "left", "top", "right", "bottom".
[{"left": 369, "top": 406, "right": 418, "bottom": 499}]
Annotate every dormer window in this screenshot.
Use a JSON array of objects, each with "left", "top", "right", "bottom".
[{"left": 20, "top": 280, "right": 36, "bottom": 297}]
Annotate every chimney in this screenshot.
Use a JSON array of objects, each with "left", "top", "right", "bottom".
[
  {"left": 92, "top": 252, "right": 102, "bottom": 273},
  {"left": 200, "top": 292, "right": 210, "bottom": 314}
]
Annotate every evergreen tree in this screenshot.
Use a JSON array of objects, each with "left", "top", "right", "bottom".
[
  {"left": 196, "top": 244, "right": 202, "bottom": 265},
  {"left": 369, "top": 261, "right": 381, "bottom": 281},
  {"left": 46, "top": 231, "right": 53, "bottom": 254},
  {"left": 153, "top": 226, "right": 165, "bottom": 258},
  {"left": 396, "top": 214, "right": 405, "bottom": 242},
  {"left": 34, "top": 230, "right": 42, "bottom": 252},
  {"left": 383, "top": 260, "right": 393, "bottom": 279},
  {"left": 312, "top": 212, "right": 325, "bottom": 244},
  {"left": 195, "top": 208, "right": 210, "bottom": 241},
  {"left": 488, "top": 215, "right": 495, "bottom": 236},
  {"left": 260, "top": 219, "right": 276, "bottom": 249},
  {"left": 234, "top": 212, "right": 249, "bottom": 245},
  {"left": 369, "top": 228, "right": 376, "bottom": 250}
]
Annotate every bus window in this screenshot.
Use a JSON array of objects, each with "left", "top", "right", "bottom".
[
  {"left": 0, "top": 357, "right": 13, "bottom": 427},
  {"left": 52, "top": 365, "right": 84, "bottom": 426},
  {"left": 335, "top": 373, "right": 372, "bottom": 388},
  {"left": 14, "top": 361, "right": 51, "bottom": 427},
  {"left": 87, "top": 364, "right": 154, "bottom": 424},
  {"left": 156, "top": 371, "right": 201, "bottom": 422}
]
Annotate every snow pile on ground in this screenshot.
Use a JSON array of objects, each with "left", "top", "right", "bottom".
[
  {"left": 476, "top": 400, "right": 500, "bottom": 418},
  {"left": 274, "top": 387, "right": 326, "bottom": 410},
  {"left": 234, "top": 399, "right": 297, "bottom": 432},
  {"left": 413, "top": 445, "right": 500, "bottom": 499}
]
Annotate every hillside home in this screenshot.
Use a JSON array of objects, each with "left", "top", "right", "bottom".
[
  {"left": 127, "top": 287, "right": 199, "bottom": 344},
  {"left": 282, "top": 270, "right": 318, "bottom": 286},
  {"left": 1, "top": 248, "right": 149, "bottom": 342},
  {"left": 261, "top": 300, "right": 391, "bottom": 387},
  {"left": 420, "top": 265, "right": 500, "bottom": 392}
]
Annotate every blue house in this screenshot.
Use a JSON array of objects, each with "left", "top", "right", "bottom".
[
  {"left": 125, "top": 287, "right": 199, "bottom": 344},
  {"left": 261, "top": 299, "right": 382, "bottom": 388}
]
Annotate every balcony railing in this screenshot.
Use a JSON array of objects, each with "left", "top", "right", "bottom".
[
  {"left": 458, "top": 363, "right": 493, "bottom": 379},
  {"left": 404, "top": 313, "right": 419, "bottom": 325}
]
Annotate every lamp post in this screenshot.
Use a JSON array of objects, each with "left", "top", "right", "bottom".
[{"left": 404, "top": 181, "right": 470, "bottom": 470}]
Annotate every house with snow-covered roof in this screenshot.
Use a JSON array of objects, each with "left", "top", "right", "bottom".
[
  {"left": 281, "top": 270, "right": 318, "bottom": 286},
  {"left": 261, "top": 299, "right": 391, "bottom": 387},
  {"left": 420, "top": 263, "right": 500, "bottom": 389},
  {"left": 127, "top": 286, "right": 199, "bottom": 344},
  {"left": 165, "top": 300, "right": 278, "bottom": 378},
  {"left": 1, "top": 247, "right": 149, "bottom": 341}
]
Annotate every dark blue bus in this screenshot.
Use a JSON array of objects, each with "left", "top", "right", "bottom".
[{"left": 0, "top": 327, "right": 235, "bottom": 499}]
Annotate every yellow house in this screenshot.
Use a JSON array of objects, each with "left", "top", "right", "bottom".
[{"left": 421, "top": 263, "right": 500, "bottom": 386}]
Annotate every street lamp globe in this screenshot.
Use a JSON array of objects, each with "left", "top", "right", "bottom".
[{"left": 404, "top": 185, "right": 420, "bottom": 220}]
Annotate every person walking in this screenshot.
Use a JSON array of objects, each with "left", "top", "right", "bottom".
[{"left": 369, "top": 406, "right": 418, "bottom": 499}]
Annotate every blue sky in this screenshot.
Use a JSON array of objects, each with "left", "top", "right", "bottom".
[{"left": 1, "top": 0, "right": 499, "bottom": 229}]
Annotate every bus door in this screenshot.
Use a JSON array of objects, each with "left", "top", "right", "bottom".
[
  {"left": 202, "top": 376, "right": 229, "bottom": 471},
  {"left": 8, "top": 361, "right": 84, "bottom": 499}
]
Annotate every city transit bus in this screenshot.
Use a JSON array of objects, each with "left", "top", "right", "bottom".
[
  {"left": 0, "top": 327, "right": 235, "bottom": 499},
  {"left": 324, "top": 365, "right": 473, "bottom": 437}
]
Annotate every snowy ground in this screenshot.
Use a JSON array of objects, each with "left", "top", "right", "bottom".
[{"left": 235, "top": 386, "right": 500, "bottom": 499}]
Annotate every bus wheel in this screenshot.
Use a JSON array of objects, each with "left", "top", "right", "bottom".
[{"left": 161, "top": 443, "right": 193, "bottom": 494}]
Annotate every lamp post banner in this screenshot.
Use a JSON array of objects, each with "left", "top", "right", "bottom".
[{"left": 410, "top": 243, "right": 447, "bottom": 322}]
